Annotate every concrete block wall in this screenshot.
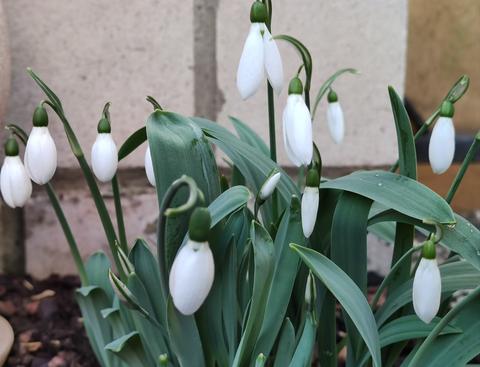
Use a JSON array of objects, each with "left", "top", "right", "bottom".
[{"left": 0, "top": 0, "right": 408, "bottom": 277}]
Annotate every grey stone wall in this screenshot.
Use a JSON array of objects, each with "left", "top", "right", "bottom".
[{"left": 0, "top": 0, "right": 408, "bottom": 277}]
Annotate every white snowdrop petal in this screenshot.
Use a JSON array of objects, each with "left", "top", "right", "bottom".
[
  {"left": 169, "top": 240, "right": 215, "bottom": 315},
  {"left": 1, "top": 156, "right": 32, "bottom": 208},
  {"left": 144, "top": 146, "right": 156, "bottom": 187},
  {"left": 263, "top": 27, "right": 283, "bottom": 95},
  {"left": 236, "top": 23, "right": 265, "bottom": 100},
  {"left": 428, "top": 117, "right": 455, "bottom": 174},
  {"left": 283, "top": 95, "right": 303, "bottom": 166},
  {"left": 91, "top": 134, "right": 118, "bottom": 182},
  {"left": 259, "top": 172, "right": 281, "bottom": 200},
  {"left": 327, "top": 102, "right": 345, "bottom": 144},
  {"left": 25, "top": 127, "right": 57, "bottom": 185},
  {"left": 287, "top": 97, "right": 313, "bottom": 166},
  {"left": 413, "top": 258, "right": 441, "bottom": 324},
  {"left": 301, "top": 187, "right": 319, "bottom": 237}
]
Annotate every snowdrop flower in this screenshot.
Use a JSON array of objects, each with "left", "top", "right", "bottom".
[
  {"left": 413, "top": 239, "right": 441, "bottom": 324},
  {"left": 91, "top": 117, "right": 118, "bottom": 182},
  {"left": 169, "top": 208, "right": 214, "bottom": 315},
  {"left": 259, "top": 170, "right": 281, "bottom": 200},
  {"left": 1, "top": 137, "right": 32, "bottom": 208},
  {"left": 326, "top": 89, "right": 345, "bottom": 144},
  {"left": 144, "top": 146, "right": 155, "bottom": 187},
  {"left": 301, "top": 168, "right": 319, "bottom": 237},
  {"left": 24, "top": 105, "right": 57, "bottom": 185},
  {"left": 282, "top": 77, "right": 313, "bottom": 167},
  {"left": 429, "top": 101, "right": 455, "bottom": 174},
  {"left": 236, "top": 1, "right": 283, "bottom": 99}
]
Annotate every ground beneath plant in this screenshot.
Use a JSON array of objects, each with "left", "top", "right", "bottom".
[{"left": 0, "top": 274, "right": 99, "bottom": 367}]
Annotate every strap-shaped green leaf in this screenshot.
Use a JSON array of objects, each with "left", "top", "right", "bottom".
[
  {"left": 230, "top": 116, "right": 270, "bottom": 157},
  {"left": 291, "top": 244, "right": 382, "bottom": 367},
  {"left": 288, "top": 313, "right": 316, "bottom": 367},
  {"left": 331, "top": 192, "right": 372, "bottom": 362},
  {"left": 357, "top": 316, "right": 461, "bottom": 366},
  {"left": 233, "top": 222, "right": 275, "bottom": 367},
  {"left": 105, "top": 332, "right": 151, "bottom": 366},
  {"left": 273, "top": 318, "right": 296, "bottom": 367},
  {"left": 321, "top": 170, "right": 455, "bottom": 225},
  {"left": 118, "top": 126, "right": 147, "bottom": 161}
]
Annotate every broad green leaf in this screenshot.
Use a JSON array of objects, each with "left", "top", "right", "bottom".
[
  {"left": 101, "top": 307, "right": 129, "bottom": 339},
  {"left": 318, "top": 291, "right": 337, "bottom": 367},
  {"left": 85, "top": 251, "right": 114, "bottom": 300},
  {"left": 76, "top": 286, "right": 115, "bottom": 367},
  {"left": 358, "top": 316, "right": 461, "bottom": 366},
  {"left": 291, "top": 244, "right": 381, "bottom": 367},
  {"left": 230, "top": 116, "right": 269, "bottom": 157},
  {"left": 118, "top": 126, "right": 147, "bottom": 161},
  {"left": 105, "top": 332, "right": 151, "bottom": 366},
  {"left": 312, "top": 68, "right": 359, "bottom": 119},
  {"left": 193, "top": 117, "right": 299, "bottom": 226},
  {"left": 209, "top": 185, "right": 250, "bottom": 226},
  {"left": 233, "top": 222, "right": 275, "bottom": 367},
  {"left": 273, "top": 318, "right": 296, "bottom": 367},
  {"left": 321, "top": 170, "right": 455, "bottom": 225},
  {"left": 375, "top": 260, "right": 480, "bottom": 326},
  {"left": 166, "top": 298, "right": 205, "bottom": 367},
  {"left": 403, "top": 296, "right": 480, "bottom": 367},
  {"left": 331, "top": 192, "right": 372, "bottom": 362},
  {"left": 253, "top": 196, "right": 305, "bottom": 360},
  {"left": 128, "top": 239, "right": 166, "bottom": 328},
  {"left": 288, "top": 313, "right": 316, "bottom": 367}
]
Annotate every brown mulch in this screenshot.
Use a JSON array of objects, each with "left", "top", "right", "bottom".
[{"left": 0, "top": 274, "right": 99, "bottom": 367}]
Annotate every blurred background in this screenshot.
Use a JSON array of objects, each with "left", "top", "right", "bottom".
[{"left": 0, "top": 0, "right": 479, "bottom": 278}]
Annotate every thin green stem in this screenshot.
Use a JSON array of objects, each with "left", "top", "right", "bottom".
[
  {"left": 112, "top": 175, "right": 128, "bottom": 253},
  {"left": 445, "top": 132, "right": 480, "bottom": 204},
  {"left": 409, "top": 285, "right": 480, "bottom": 367},
  {"left": 46, "top": 184, "right": 88, "bottom": 285},
  {"left": 371, "top": 244, "right": 424, "bottom": 310},
  {"left": 267, "top": 81, "right": 278, "bottom": 223}
]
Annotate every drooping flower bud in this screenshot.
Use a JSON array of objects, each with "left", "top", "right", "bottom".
[
  {"left": 169, "top": 207, "right": 214, "bottom": 315},
  {"left": 236, "top": 1, "right": 283, "bottom": 99},
  {"left": 91, "top": 116, "right": 118, "bottom": 182},
  {"left": 412, "top": 239, "right": 441, "bottom": 324},
  {"left": 144, "top": 146, "right": 155, "bottom": 187},
  {"left": 429, "top": 101, "right": 455, "bottom": 174},
  {"left": 301, "top": 168, "right": 319, "bottom": 237},
  {"left": 24, "top": 105, "right": 57, "bottom": 185},
  {"left": 259, "top": 170, "right": 281, "bottom": 200},
  {"left": 326, "top": 89, "right": 345, "bottom": 144},
  {"left": 282, "top": 77, "right": 313, "bottom": 167},
  {"left": 1, "top": 137, "right": 32, "bottom": 208}
]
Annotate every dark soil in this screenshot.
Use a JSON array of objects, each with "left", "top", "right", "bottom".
[{"left": 0, "top": 274, "right": 99, "bottom": 367}]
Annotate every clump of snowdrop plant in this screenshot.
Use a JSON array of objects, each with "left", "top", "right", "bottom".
[{"left": 2, "top": 1, "right": 480, "bottom": 366}]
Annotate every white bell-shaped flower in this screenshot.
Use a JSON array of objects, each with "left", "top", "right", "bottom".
[
  {"left": 259, "top": 171, "right": 281, "bottom": 200},
  {"left": 429, "top": 101, "right": 455, "bottom": 174},
  {"left": 282, "top": 78, "right": 313, "bottom": 167},
  {"left": 1, "top": 138, "right": 32, "bottom": 208},
  {"left": 236, "top": 2, "right": 283, "bottom": 99},
  {"left": 413, "top": 241, "right": 441, "bottom": 324},
  {"left": 24, "top": 106, "right": 57, "bottom": 185},
  {"left": 169, "top": 208, "right": 214, "bottom": 315},
  {"left": 326, "top": 90, "right": 345, "bottom": 144},
  {"left": 301, "top": 169, "right": 320, "bottom": 238},
  {"left": 91, "top": 117, "right": 118, "bottom": 182},
  {"left": 144, "top": 146, "right": 155, "bottom": 187},
  {"left": 91, "top": 134, "right": 118, "bottom": 182}
]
